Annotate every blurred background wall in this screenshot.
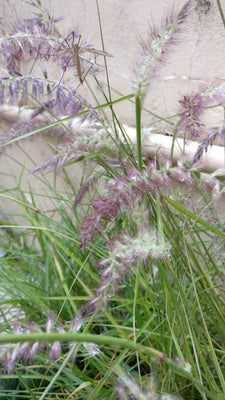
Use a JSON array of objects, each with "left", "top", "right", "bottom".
[
  {"left": 1, "top": 0, "right": 225, "bottom": 128},
  {"left": 0, "top": 0, "right": 225, "bottom": 214}
]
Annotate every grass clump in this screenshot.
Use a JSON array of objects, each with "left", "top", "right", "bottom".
[{"left": 0, "top": 1, "right": 225, "bottom": 399}]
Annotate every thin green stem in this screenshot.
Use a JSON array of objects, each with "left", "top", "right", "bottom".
[
  {"left": 0, "top": 332, "right": 165, "bottom": 359},
  {"left": 187, "top": 253, "right": 225, "bottom": 394},
  {"left": 95, "top": 0, "right": 118, "bottom": 139},
  {"left": 38, "top": 342, "right": 79, "bottom": 400},
  {"left": 216, "top": 0, "right": 225, "bottom": 29},
  {"left": 0, "top": 332, "right": 215, "bottom": 398},
  {"left": 156, "top": 192, "right": 164, "bottom": 241},
  {"left": 135, "top": 96, "right": 142, "bottom": 170},
  {"left": 0, "top": 94, "right": 134, "bottom": 148},
  {"left": 163, "top": 195, "right": 225, "bottom": 240},
  {"left": 38, "top": 316, "right": 96, "bottom": 400},
  {"left": 133, "top": 263, "right": 142, "bottom": 386}
]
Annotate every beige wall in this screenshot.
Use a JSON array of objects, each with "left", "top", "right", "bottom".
[
  {"left": 1, "top": 0, "right": 225, "bottom": 214},
  {"left": 1, "top": 0, "right": 225, "bottom": 128}
]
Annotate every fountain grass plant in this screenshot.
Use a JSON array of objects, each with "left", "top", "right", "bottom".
[{"left": 0, "top": 0, "right": 225, "bottom": 399}]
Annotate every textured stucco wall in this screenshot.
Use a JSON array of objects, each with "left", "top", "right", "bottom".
[
  {"left": 1, "top": 0, "right": 225, "bottom": 215},
  {"left": 1, "top": 0, "right": 225, "bottom": 129}
]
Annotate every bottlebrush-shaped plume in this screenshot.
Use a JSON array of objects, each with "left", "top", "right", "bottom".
[
  {"left": 0, "top": 315, "right": 101, "bottom": 373},
  {"left": 131, "top": 0, "right": 192, "bottom": 103},
  {"left": 87, "top": 228, "right": 171, "bottom": 310},
  {"left": 79, "top": 160, "right": 195, "bottom": 248},
  {"left": 177, "top": 81, "right": 225, "bottom": 140}
]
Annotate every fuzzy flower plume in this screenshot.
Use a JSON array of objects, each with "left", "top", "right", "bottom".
[
  {"left": 177, "top": 93, "right": 206, "bottom": 139},
  {"left": 131, "top": 0, "right": 192, "bottom": 102},
  {"left": 0, "top": 12, "right": 62, "bottom": 75},
  {"left": 190, "top": 121, "right": 225, "bottom": 167},
  {"left": 80, "top": 160, "right": 195, "bottom": 248},
  {"left": 199, "top": 168, "right": 225, "bottom": 204},
  {"left": 0, "top": 317, "right": 59, "bottom": 373},
  {"left": 0, "top": 73, "right": 87, "bottom": 116},
  {"left": 88, "top": 228, "right": 171, "bottom": 310},
  {"left": 177, "top": 81, "right": 225, "bottom": 140},
  {"left": 115, "top": 365, "right": 181, "bottom": 400},
  {"left": 202, "top": 80, "right": 225, "bottom": 105},
  {"left": 27, "top": 119, "right": 115, "bottom": 175},
  {"left": 0, "top": 8, "right": 96, "bottom": 80},
  {"left": 0, "top": 6, "right": 107, "bottom": 107},
  {"left": 80, "top": 163, "right": 169, "bottom": 247},
  {"left": 0, "top": 315, "right": 100, "bottom": 373},
  {"left": 0, "top": 116, "right": 70, "bottom": 151}
]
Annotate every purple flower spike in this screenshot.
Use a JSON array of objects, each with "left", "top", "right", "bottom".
[
  {"left": 49, "top": 341, "right": 61, "bottom": 360},
  {"left": 46, "top": 315, "right": 54, "bottom": 333},
  {"left": 132, "top": 1, "right": 192, "bottom": 102},
  {"left": 24, "top": 342, "right": 41, "bottom": 361},
  {"left": 85, "top": 228, "right": 171, "bottom": 311},
  {"left": 190, "top": 121, "right": 225, "bottom": 167},
  {"left": 177, "top": 93, "right": 206, "bottom": 139}
]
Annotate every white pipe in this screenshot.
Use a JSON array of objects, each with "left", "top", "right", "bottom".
[
  {"left": 1, "top": 105, "right": 225, "bottom": 174},
  {"left": 123, "top": 125, "right": 225, "bottom": 174}
]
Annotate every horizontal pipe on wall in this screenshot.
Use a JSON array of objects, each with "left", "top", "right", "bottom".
[
  {"left": 123, "top": 125, "right": 225, "bottom": 174},
  {"left": 1, "top": 105, "right": 225, "bottom": 174}
]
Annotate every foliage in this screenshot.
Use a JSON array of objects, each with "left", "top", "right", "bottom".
[{"left": 0, "top": 1, "right": 225, "bottom": 399}]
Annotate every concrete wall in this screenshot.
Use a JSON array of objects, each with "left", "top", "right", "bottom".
[
  {"left": 1, "top": 0, "right": 225, "bottom": 128},
  {"left": 1, "top": 0, "right": 225, "bottom": 215}
]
